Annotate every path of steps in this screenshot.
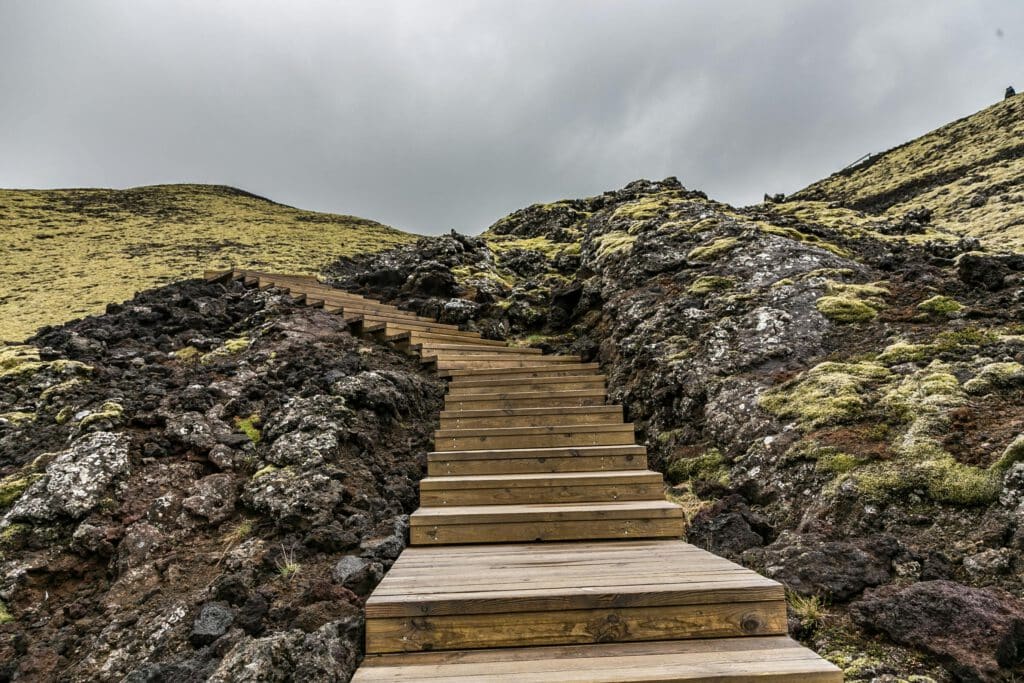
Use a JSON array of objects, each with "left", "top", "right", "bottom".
[{"left": 207, "top": 270, "right": 841, "bottom": 682}]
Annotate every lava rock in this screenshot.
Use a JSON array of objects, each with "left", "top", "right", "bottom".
[
  {"left": 851, "top": 580, "right": 1024, "bottom": 681},
  {"left": 743, "top": 532, "right": 897, "bottom": 601},
  {"left": 191, "top": 601, "right": 235, "bottom": 646},
  {"left": 3, "top": 431, "right": 131, "bottom": 523},
  {"left": 182, "top": 473, "right": 238, "bottom": 525},
  {"left": 208, "top": 617, "right": 362, "bottom": 682},
  {"left": 957, "top": 252, "right": 1009, "bottom": 290},
  {"left": 331, "top": 555, "right": 384, "bottom": 594}
]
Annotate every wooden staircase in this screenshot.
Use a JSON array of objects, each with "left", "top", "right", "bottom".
[{"left": 208, "top": 270, "right": 842, "bottom": 682}]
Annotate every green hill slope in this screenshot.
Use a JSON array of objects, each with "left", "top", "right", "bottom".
[
  {"left": 0, "top": 184, "right": 415, "bottom": 341},
  {"left": 789, "top": 95, "right": 1024, "bottom": 251}
]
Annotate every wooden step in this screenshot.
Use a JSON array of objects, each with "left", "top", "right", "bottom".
[
  {"left": 414, "top": 343, "right": 544, "bottom": 355},
  {"left": 428, "top": 445, "right": 649, "bottom": 476},
  {"left": 410, "top": 501, "right": 682, "bottom": 545},
  {"left": 391, "top": 330, "right": 503, "bottom": 346},
  {"left": 383, "top": 325, "right": 484, "bottom": 341},
  {"left": 365, "top": 540, "right": 776, "bottom": 651},
  {"left": 312, "top": 301, "right": 425, "bottom": 321},
  {"left": 344, "top": 314, "right": 463, "bottom": 334},
  {"left": 434, "top": 423, "right": 635, "bottom": 451},
  {"left": 353, "top": 636, "right": 842, "bottom": 682},
  {"left": 309, "top": 297, "right": 432, "bottom": 320},
  {"left": 433, "top": 358, "right": 585, "bottom": 371},
  {"left": 447, "top": 376, "right": 606, "bottom": 396},
  {"left": 420, "top": 470, "right": 663, "bottom": 506},
  {"left": 444, "top": 389, "right": 607, "bottom": 411},
  {"left": 439, "top": 406, "right": 622, "bottom": 429},
  {"left": 441, "top": 363, "right": 601, "bottom": 379}
]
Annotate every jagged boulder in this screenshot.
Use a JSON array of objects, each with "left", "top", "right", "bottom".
[{"left": 852, "top": 580, "right": 1024, "bottom": 681}]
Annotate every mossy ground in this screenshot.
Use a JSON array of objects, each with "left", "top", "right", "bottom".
[
  {"left": 0, "top": 184, "right": 415, "bottom": 341},
  {"left": 792, "top": 96, "right": 1024, "bottom": 251}
]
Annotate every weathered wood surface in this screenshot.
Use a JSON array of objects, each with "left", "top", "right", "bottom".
[{"left": 227, "top": 271, "right": 841, "bottom": 681}]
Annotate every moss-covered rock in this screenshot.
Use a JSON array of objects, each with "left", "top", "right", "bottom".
[{"left": 760, "top": 361, "right": 891, "bottom": 428}]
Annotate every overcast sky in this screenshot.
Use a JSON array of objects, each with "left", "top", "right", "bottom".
[{"left": 1, "top": 1, "right": 1022, "bottom": 235}]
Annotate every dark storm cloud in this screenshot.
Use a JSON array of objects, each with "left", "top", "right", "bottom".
[{"left": 1, "top": 1, "right": 1022, "bottom": 234}]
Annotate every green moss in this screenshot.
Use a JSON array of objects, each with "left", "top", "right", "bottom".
[
  {"left": 173, "top": 346, "right": 201, "bottom": 363},
  {"left": 0, "top": 523, "right": 29, "bottom": 549},
  {"left": 757, "top": 223, "right": 850, "bottom": 257},
  {"left": 234, "top": 413, "right": 262, "bottom": 444},
  {"left": 816, "top": 296, "right": 877, "bottom": 323},
  {"left": 55, "top": 406, "right": 74, "bottom": 425},
  {"left": 594, "top": 231, "right": 637, "bottom": 259},
  {"left": 816, "top": 452, "right": 862, "bottom": 474},
  {"left": 687, "top": 237, "right": 740, "bottom": 262},
  {"left": 252, "top": 464, "right": 279, "bottom": 480},
  {"left": 876, "top": 341, "right": 933, "bottom": 364},
  {"left": 687, "top": 276, "right": 735, "bottom": 295},
  {"left": 0, "top": 474, "right": 40, "bottom": 508},
  {"left": 78, "top": 401, "right": 124, "bottom": 429},
  {"left": 0, "top": 600, "right": 13, "bottom": 624},
  {"left": 667, "top": 449, "right": 730, "bottom": 487},
  {"left": 201, "top": 336, "right": 251, "bottom": 364},
  {"left": 0, "top": 412, "right": 34, "bottom": 424},
  {"left": 815, "top": 280, "right": 888, "bottom": 323},
  {"left": 451, "top": 265, "right": 514, "bottom": 289},
  {"left": 39, "top": 378, "right": 83, "bottom": 401},
  {"left": 0, "top": 346, "right": 93, "bottom": 380},
  {"left": 917, "top": 295, "right": 963, "bottom": 316},
  {"left": 0, "top": 346, "right": 42, "bottom": 377},
  {"left": 760, "top": 361, "right": 891, "bottom": 429},
  {"left": 486, "top": 235, "right": 576, "bottom": 259},
  {"left": 963, "top": 361, "right": 1024, "bottom": 395}
]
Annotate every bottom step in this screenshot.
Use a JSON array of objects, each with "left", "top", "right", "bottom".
[{"left": 353, "top": 636, "right": 842, "bottom": 682}]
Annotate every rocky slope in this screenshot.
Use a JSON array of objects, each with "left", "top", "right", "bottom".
[
  {"left": 2, "top": 98, "right": 1024, "bottom": 681},
  {"left": 0, "top": 185, "right": 414, "bottom": 342},
  {"left": 0, "top": 279, "right": 442, "bottom": 681}
]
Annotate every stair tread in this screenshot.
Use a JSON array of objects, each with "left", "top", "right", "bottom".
[
  {"left": 412, "top": 500, "right": 681, "bottom": 525},
  {"left": 439, "top": 405, "right": 620, "bottom": 418},
  {"left": 435, "top": 423, "right": 632, "bottom": 437},
  {"left": 352, "top": 636, "right": 841, "bottom": 682},
  {"left": 421, "top": 470, "right": 662, "bottom": 488},
  {"left": 429, "top": 444, "right": 647, "bottom": 460}
]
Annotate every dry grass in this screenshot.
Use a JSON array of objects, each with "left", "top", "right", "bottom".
[
  {"left": 0, "top": 184, "right": 416, "bottom": 341},
  {"left": 792, "top": 96, "right": 1024, "bottom": 252}
]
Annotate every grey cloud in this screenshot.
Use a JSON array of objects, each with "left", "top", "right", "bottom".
[{"left": 1, "top": 1, "right": 1022, "bottom": 234}]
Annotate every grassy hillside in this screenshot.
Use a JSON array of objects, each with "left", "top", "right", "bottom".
[
  {"left": 790, "top": 95, "right": 1024, "bottom": 251},
  {"left": 0, "top": 184, "right": 415, "bottom": 341}
]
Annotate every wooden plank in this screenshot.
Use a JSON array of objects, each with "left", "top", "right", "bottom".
[
  {"left": 353, "top": 636, "right": 841, "bottom": 682},
  {"left": 420, "top": 471, "right": 658, "bottom": 491},
  {"left": 447, "top": 378, "right": 606, "bottom": 397},
  {"left": 433, "top": 423, "right": 635, "bottom": 451},
  {"left": 411, "top": 500, "right": 680, "bottom": 525},
  {"left": 429, "top": 453, "right": 648, "bottom": 476},
  {"left": 365, "top": 600, "right": 787, "bottom": 653},
  {"left": 420, "top": 480, "right": 662, "bottom": 506},
  {"left": 367, "top": 581, "right": 783, "bottom": 617},
  {"left": 410, "top": 516, "right": 683, "bottom": 545},
  {"left": 444, "top": 391, "right": 607, "bottom": 411},
  {"left": 415, "top": 343, "right": 544, "bottom": 355},
  {"left": 442, "top": 363, "right": 601, "bottom": 379},
  {"left": 449, "top": 374, "right": 606, "bottom": 389},
  {"left": 390, "top": 330, "right": 503, "bottom": 344}
]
